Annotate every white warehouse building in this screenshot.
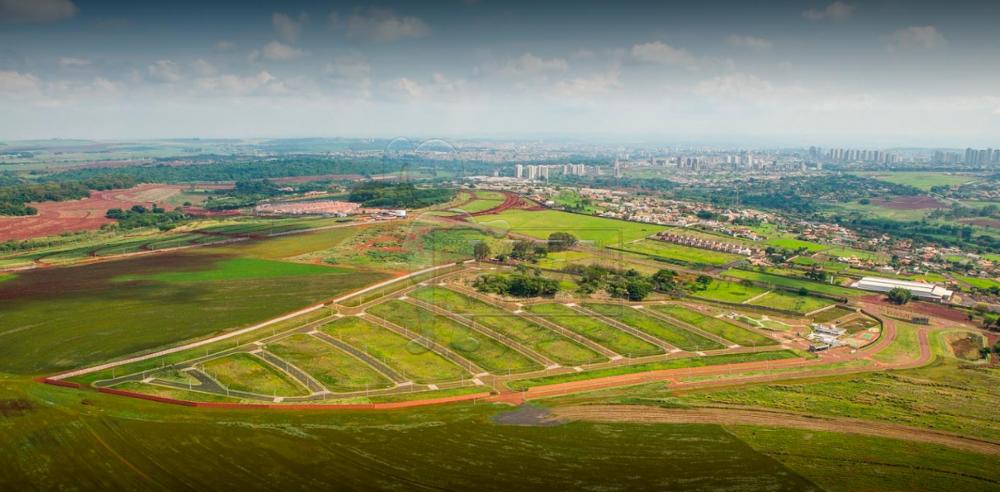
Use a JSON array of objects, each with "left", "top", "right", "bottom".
[{"left": 851, "top": 276, "right": 953, "bottom": 302}]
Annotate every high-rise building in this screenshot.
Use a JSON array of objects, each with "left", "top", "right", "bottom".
[{"left": 515, "top": 164, "right": 524, "bottom": 178}]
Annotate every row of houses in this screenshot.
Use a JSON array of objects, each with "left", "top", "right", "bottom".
[{"left": 653, "top": 232, "right": 759, "bottom": 257}]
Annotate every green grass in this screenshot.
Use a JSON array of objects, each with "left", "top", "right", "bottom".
[
  {"left": 0, "top": 273, "right": 14, "bottom": 283},
  {"left": 857, "top": 171, "right": 977, "bottom": 191},
  {"left": 651, "top": 305, "right": 777, "bottom": 347},
  {"left": 723, "top": 269, "right": 857, "bottom": 297},
  {"left": 115, "top": 257, "right": 347, "bottom": 283},
  {"left": 367, "top": 300, "right": 541, "bottom": 374},
  {"left": 266, "top": 334, "right": 392, "bottom": 392},
  {"left": 507, "top": 350, "right": 798, "bottom": 390},
  {"left": 473, "top": 209, "right": 665, "bottom": 246},
  {"left": 409, "top": 287, "right": 605, "bottom": 365},
  {"left": 524, "top": 303, "right": 664, "bottom": 357},
  {"left": 808, "top": 306, "right": 855, "bottom": 323},
  {"left": 582, "top": 303, "right": 726, "bottom": 351},
  {"left": 872, "top": 320, "right": 922, "bottom": 364},
  {"left": 458, "top": 195, "right": 505, "bottom": 214},
  {"left": 200, "top": 353, "right": 308, "bottom": 397},
  {"left": 763, "top": 237, "right": 827, "bottom": 252},
  {"left": 111, "top": 381, "right": 244, "bottom": 403},
  {"left": 689, "top": 279, "right": 769, "bottom": 303},
  {"left": 957, "top": 275, "right": 1000, "bottom": 290},
  {"left": 820, "top": 246, "right": 886, "bottom": 262},
  {"left": 618, "top": 239, "right": 741, "bottom": 266},
  {"left": 748, "top": 291, "right": 834, "bottom": 314},
  {"left": 321, "top": 316, "right": 467, "bottom": 383}
]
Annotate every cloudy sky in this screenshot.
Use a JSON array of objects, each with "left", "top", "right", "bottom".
[{"left": 1, "top": 0, "right": 999, "bottom": 146}]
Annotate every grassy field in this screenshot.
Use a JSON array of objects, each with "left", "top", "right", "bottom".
[
  {"left": 267, "top": 334, "right": 392, "bottom": 392},
  {"left": 582, "top": 303, "right": 726, "bottom": 351},
  {"left": 748, "top": 291, "right": 834, "bottom": 314},
  {"left": 689, "top": 279, "right": 769, "bottom": 303},
  {"left": 367, "top": 300, "right": 541, "bottom": 374},
  {"left": 321, "top": 316, "right": 467, "bottom": 383},
  {"left": 473, "top": 209, "right": 666, "bottom": 246},
  {"left": 872, "top": 320, "right": 922, "bottom": 364},
  {"left": 525, "top": 303, "right": 664, "bottom": 357},
  {"left": 763, "top": 236, "right": 827, "bottom": 252},
  {"left": 114, "top": 257, "right": 348, "bottom": 283},
  {"left": 652, "top": 305, "right": 777, "bottom": 347},
  {"left": 458, "top": 191, "right": 506, "bottom": 213},
  {"left": 200, "top": 353, "right": 308, "bottom": 397},
  {"left": 858, "top": 171, "right": 978, "bottom": 191},
  {"left": 723, "top": 269, "right": 857, "bottom": 297},
  {"left": 507, "top": 350, "right": 798, "bottom": 390},
  {"left": 410, "top": 287, "right": 605, "bottom": 365},
  {"left": 808, "top": 306, "right": 856, "bottom": 323},
  {"left": 957, "top": 275, "right": 1000, "bottom": 290},
  {"left": 619, "top": 239, "right": 741, "bottom": 265}
]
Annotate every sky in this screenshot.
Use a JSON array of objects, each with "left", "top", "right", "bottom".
[{"left": 1, "top": 0, "right": 999, "bottom": 146}]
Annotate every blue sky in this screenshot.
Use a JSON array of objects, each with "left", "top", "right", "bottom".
[{"left": 1, "top": 0, "right": 999, "bottom": 146}]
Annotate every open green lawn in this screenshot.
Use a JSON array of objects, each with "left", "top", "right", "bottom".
[
  {"left": 115, "top": 257, "right": 347, "bottom": 283},
  {"left": 857, "top": 171, "right": 978, "bottom": 191},
  {"left": 619, "top": 239, "right": 741, "bottom": 266},
  {"left": 321, "top": 316, "right": 467, "bottom": 383},
  {"left": 410, "top": 287, "right": 605, "bottom": 365},
  {"left": 582, "top": 303, "right": 726, "bottom": 351},
  {"left": 267, "top": 334, "right": 392, "bottom": 392},
  {"left": 473, "top": 209, "right": 665, "bottom": 246},
  {"left": 723, "top": 269, "right": 858, "bottom": 297},
  {"left": 872, "top": 320, "right": 922, "bottom": 364},
  {"left": 690, "top": 279, "right": 769, "bottom": 303},
  {"left": 200, "top": 353, "right": 308, "bottom": 397},
  {"left": 748, "top": 291, "right": 835, "bottom": 314},
  {"left": 957, "top": 275, "right": 1000, "bottom": 290},
  {"left": 458, "top": 193, "right": 505, "bottom": 213},
  {"left": 367, "top": 300, "right": 541, "bottom": 374},
  {"left": 808, "top": 306, "right": 856, "bottom": 323},
  {"left": 763, "top": 237, "right": 827, "bottom": 252},
  {"left": 525, "top": 303, "right": 664, "bottom": 357},
  {"left": 820, "top": 246, "right": 886, "bottom": 262},
  {"left": 651, "top": 305, "right": 777, "bottom": 347}
]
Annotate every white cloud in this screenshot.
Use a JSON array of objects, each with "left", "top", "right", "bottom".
[
  {"left": 325, "top": 55, "right": 371, "bottom": 79},
  {"left": 261, "top": 41, "right": 305, "bottom": 61},
  {"left": 332, "top": 8, "right": 430, "bottom": 43},
  {"left": 803, "top": 2, "right": 854, "bottom": 22},
  {"left": 886, "top": 26, "right": 947, "bottom": 52},
  {"left": 726, "top": 35, "right": 773, "bottom": 51},
  {"left": 381, "top": 73, "right": 466, "bottom": 100},
  {"left": 486, "top": 53, "right": 569, "bottom": 76},
  {"left": 0, "top": 70, "right": 41, "bottom": 98},
  {"left": 195, "top": 71, "right": 286, "bottom": 96},
  {"left": 553, "top": 67, "right": 621, "bottom": 97},
  {"left": 58, "top": 56, "right": 91, "bottom": 67},
  {"left": 214, "top": 40, "right": 237, "bottom": 52},
  {"left": 272, "top": 12, "right": 307, "bottom": 43},
  {"left": 0, "top": 0, "right": 77, "bottom": 24},
  {"left": 191, "top": 59, "right": 217, "bottom": 76},
  {"left": 146, "top": 60, "right": 182, "bottom": 82},
  {"left": 694, "top": 73, "right": 777, "bottom": 101},
  {"left": 630, "top": 41, "right": 699, "bottom": 69}
]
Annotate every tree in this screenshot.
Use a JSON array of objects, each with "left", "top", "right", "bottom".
[
  {"left": 473, "top": 242, "right": 491, "bottom": 262},
  {"left": 887, "top": 287, "right": 912, "bottom": 305},
  {"left": 651, "top": 269, "right": 677, "bottom": 292},
  {"left": 625, "top": 277, "right": 653, "bottom": 301},
  {"left": 547, "top": 232, "right": 578, "bottom": 252},
  {"left": 695, "top": 275, "right": 712, "bottom": 288},
  {"left": 805, "top": 269, "right": 827, "bottom": 282}
]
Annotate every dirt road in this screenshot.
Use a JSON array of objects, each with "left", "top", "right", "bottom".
[{"left": 552, "top": 404, "right": 1000, "bottom": 456}]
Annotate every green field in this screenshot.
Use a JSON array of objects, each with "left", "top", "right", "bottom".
[
  {"left": 200, "top": 353, "right": 308, "bottom": 397},
  {"left": 763, "top": 237, "right": 827, "bottom": 252},
  {"left": 582, "top": 303, "right": 726, "bottom": 351},
  {"left": 321, "top": 316, "right": 467, "bottom": 383},
  {"left": 115, "top": 257, "right": 348, "bottom": 283},
  {"left": 690, "top": 279, "right": 769, "bottom": 303},
  {"left": 958, "top": 275, "right": 1000, "bottom": 290},
  {"left": 525, "top": 303, "right": 664, "bottom": 357},
  {"left": 808, "top": 306, "right": 856, "bottom": 323},
  {"left": 267, "top": 334, "right": 392, "bottom": 392},
  {"left": 473, "top": 209, "right": 666, "bottom": 246},
  {"left": 458, "top": 191, "right": 506, "bottom": 213},
  {"left": 723, "top": 269, "right": 857, "bottom": 297},
  {"left": 368, "top": 300, "right": 541, "bottom": 374},
  {"left": 858, "top": 171, "right": 978, "bottom": 191},
  {"left": 410, "top": 287, "right": 605, "bottom": 365},
  {"left": 619, "top": 239, "right": 741, "bottom": 265},
  {"left": 748, "top": 291, "right": 834, "bottom": 314},
  {"left": 651, "top": 305, "right": 777, "bottom": 347}
]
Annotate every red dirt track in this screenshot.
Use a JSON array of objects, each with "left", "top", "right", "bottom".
[{"left": 0, "top": 184, "right": 189, "bottom": 241}]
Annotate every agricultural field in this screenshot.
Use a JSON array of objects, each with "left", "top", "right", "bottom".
[
  {"left": 524, "top": 303, "right": 664, "bottom": 356},
  {"left": 722, "top": 269, "right": 858, "bottom": 297},
  {"left": 808, "top": 306, "right": 856, "bottom": 323},
  {"left": 957, "top": 275, "right": 1000, "bottom": 290},
  {"left": 762, "top": 236, "right": 827, "bottom": 252},
  {"left": 583, "top": 303, "right": 726, "bottom": 351},
  {"left": 747, "top": 291, "right": 835, "bottom": 314},
  {"left": 266, "top": 334, "right": 392, "bottom": 392},
  {"left": 857, "top": 171, "right": 979, "bottom": 191},
  {"left": 652, "top": 304, "right": 778, "bottom": 346},
  {"left": 200, "top": 353, "right": 308, "bottom": 397},
  {"left": 473, "top": 209, "right": 666, "bottom": 246},
  {"left": 619, "top": 239, "right": 742, "bottom": 266},
  {"left": 689, "top": 279, "right": 769, "bottom": 303}
]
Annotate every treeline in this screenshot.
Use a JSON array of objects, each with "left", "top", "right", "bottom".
[
  {"left": 838, "top": 215, "right": 1000, "bottom": 253},
  {"left": 474, "top": 269, "right": 560, "bottom": 297},
  {"left": 105, "top": 205, "right": 188, "bottom": 230},
  {"left": 348, "top": 182, "right": 455, "bottom": 208},
  {"left": 0, "top": 175, "right": 139, "bottom": 216},
  {"left": 50, "top": 158, "right": 400, "bottom": 184}
]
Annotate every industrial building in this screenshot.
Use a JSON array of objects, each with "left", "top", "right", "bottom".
[{"left": 851, "top": 276, "right": 953, "bottom": 301}]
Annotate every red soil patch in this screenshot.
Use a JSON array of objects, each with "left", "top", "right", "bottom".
[
  {"left": 961, "top": 218, "right": 1000, "bottom": 228},
  {"left": 469, "top": 192, "right": 541, "bottom": 216},
  {"left": 871, "top": 195, "right": 945, "bottom": 210},
  {"left": 861, "top": 295, "right": 969, "bottom": 322},
  {"left": 0, "top": 184, "right": 186, "bottom": 241}
]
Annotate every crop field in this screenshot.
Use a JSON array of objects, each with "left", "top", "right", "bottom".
[
  {"left": 722, "top": 269, "right": 857, "bottom": 297},
  {"left": 321, "top": 316, "right": 467, "bottom": 383},
  {"left": 525, "top": 303, "right": 664, "bottom": 356},
  {"left": 748, "top": 291, "right": 835, "bottom": 314},
  {"left": 367, "top": 300, "right": 541, "bottom": 373},
  {"left": 652, "top": 305, "right": 777, "bottom": 347},
  {"left": 410, "top": 287, "right": 605, "bottom": 365},
  {"left": 200, "top": 353, "right": 308, "bottom": 397},
  {"left": 472, "top": 209, "right": 666, "bottom": 245},
  {"left": 958, "top": 275, "right": 1000, "bottom": 290},
  {"left": 690, "top": 279, "right": 769, "bottom": 303},
  {"left": 583, "top": 303, "right": 726, "bottom": 351},
  {"left": 858, "top": 171, "right": 978, "bottom": 191},
  {"left": 267, "top": 334, "right": 392, "bottom": 392},
  {"left": 618, "top": 239, "right": 741, "bottom": 265}
]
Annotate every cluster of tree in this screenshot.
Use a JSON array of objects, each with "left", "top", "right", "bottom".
[
  {"left": 927, "top": 203, "right": 1000, "bottom": 221},
  {"left": 51, "top": 158, "right": 398, "bottom": 184},
  {"left": 562, "top": 264, "right": 670, "bottom": 301},
  {"left": 348, "top": 182, "right": 455, "bottom": 208},
  {"left": 0, "top": 175, "right": 140, "bottom": 216},
  {"left": 473, "top": 268, "right": 559, "bottom": 297},
  {"left": 838, "top": 215, "right": 1000, "bottom": 253},
  {"left": 887, "top": 287, "right": 913, "bottom": 305},
  {"left": 804, "top": 268, "right": 828, "bottom": 282},
  {"left": 765, "top": 245, "right": 810, "bottom": 263},
  {"left": 105, "top": 205, "right": 188, "bottom": 230}
]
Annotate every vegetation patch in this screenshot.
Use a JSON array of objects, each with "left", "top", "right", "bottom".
[
  {"left": 748, "top": 291, "right": 834, "bottom": 314},
  {"left": 652, "top": 305, "right": 777, "bottom": 347},
  {"left": 525, "top": 303, "right": 664, "bottom": 357},
  {"left": 200, "top": 353, "right": 308, "bottom": 397},
  {"left": 582, "top": 303, "right": 726, "bottom": 351},
  {"left": 473, "top": 209, "right": 666, "bottom": 245},
  {"left": 619, "top": 239, "right": 741, "bottom": 266},
  {"left": 267, "top": 334, "right": 392, "bottom": 392}
]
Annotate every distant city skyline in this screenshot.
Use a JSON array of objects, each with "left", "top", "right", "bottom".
[{"left": 2, "top": 0, "right": 1000, "bottom": 145}]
